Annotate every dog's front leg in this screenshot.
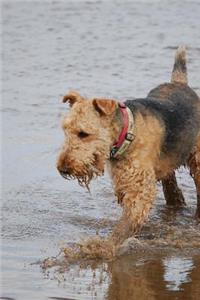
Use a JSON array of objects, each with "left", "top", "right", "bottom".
[{"left": 111, "top": 167, "right": 156, "bottom": 244}]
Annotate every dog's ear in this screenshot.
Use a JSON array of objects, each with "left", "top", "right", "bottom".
[
  {"left": 63, "top": 90, "right": 84, "bottom": 106},
  {"left": 93, "top": 98, "right": 117, "bottom": 116}
]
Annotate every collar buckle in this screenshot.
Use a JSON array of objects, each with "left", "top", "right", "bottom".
[{"left": 125, "top": 132, "right": 134, "bottom": 142}]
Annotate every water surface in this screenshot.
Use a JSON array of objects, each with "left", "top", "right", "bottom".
[{"left": 1, "top": 0, "right": 200, "bottom": 299}]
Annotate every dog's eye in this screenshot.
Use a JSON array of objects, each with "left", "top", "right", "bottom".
[{"left": 78, "top": 131, "right": 90, "bottom": 138}]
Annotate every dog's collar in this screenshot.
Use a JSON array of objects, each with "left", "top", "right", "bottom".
[{"left": 110, "top": 103, "right": 135, "bottom": 159}]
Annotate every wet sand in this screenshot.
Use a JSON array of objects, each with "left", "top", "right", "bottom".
[{"left": 1, "top": 0, "right": 200, "bottom": 299}]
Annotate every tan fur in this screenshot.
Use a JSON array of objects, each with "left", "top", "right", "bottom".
[
  {"left": 57, "top": 47, "right": 200, "bottom": 244},
  {"left": 108, "top": 113, "right": 166, "bottom": 243},
  {"left": 63, "top": 90, "right": 85, "bottom": 105},
  {"left": 57, "top": 100, "right": 113, "bottom": 188},
  {"left": 57, "top": 88, "right": 200, "bottom": 243},
  {"left": 57, "top": 96, "right": 168, "bottom": 243},
  {"left": 171, "top": 45, "right": 187, "bottom": 84},
  {"left": 93, "top": 98, "right": 117, "bottom": 115},
  {"left": 148, "top": 46, "right": 196, "bottom": 208},
  {"left": 187, "top": 136, "right": 200, "bottom": 218}
]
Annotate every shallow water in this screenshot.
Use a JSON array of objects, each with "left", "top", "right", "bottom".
[{"left": 1, "top": 0, "right": 200, "bottom": 299}]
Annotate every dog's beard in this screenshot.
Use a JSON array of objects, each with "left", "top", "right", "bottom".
[
  {"left": 61, "top": 162, "right": 104, "bottom": 191},
  {"left": 59, "top": 151, "right": 109, "bottom": 190}
]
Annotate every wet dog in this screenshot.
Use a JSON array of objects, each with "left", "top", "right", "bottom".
[{"left": 57, "top": 46, "right": 200, "bottom": 243}]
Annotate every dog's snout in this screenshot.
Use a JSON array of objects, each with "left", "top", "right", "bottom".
[
  {"left": 57, "top": 152, "right": 73, "bottom": 176},
  {"left": 57, "top": 159, "right": 68, "bottom": 173},
  {"left": 57, "top": 155, "right": 66, "bottom": 173},
  {"left": 57, "top": 164, "right": 67, "bottom": 174},
  {"left": 57, "top": 161, "right": 72, "bottom": 180}
]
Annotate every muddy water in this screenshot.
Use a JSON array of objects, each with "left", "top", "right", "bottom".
[{"left": 1, "top": 0, "right": 200, "bottom": 299}]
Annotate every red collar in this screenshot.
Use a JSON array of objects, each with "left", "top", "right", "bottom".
[{"left": 110, "top": 103, "right": 134, "bottom": 158}]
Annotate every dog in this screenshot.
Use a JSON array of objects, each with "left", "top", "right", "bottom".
[{"left": 57, "top": 46, "right": 200, "bottom": 243}]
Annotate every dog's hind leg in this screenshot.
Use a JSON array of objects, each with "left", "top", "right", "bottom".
[
  {"left": 188, "top": 138, "right": 200, "bottom": 218},
  {"left": 162, "top": 172, "right": 186, "bottom": 206}
]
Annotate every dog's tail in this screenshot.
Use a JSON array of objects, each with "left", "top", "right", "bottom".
[{"left": 171, "top": 46, "right": 188, "bottom": 84}]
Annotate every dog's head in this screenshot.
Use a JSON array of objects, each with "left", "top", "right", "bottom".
[{"left": 57, "top": 90, "right": 118, "bottom": 188}]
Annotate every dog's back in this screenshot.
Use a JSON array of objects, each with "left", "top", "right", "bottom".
[{"left": 125, "top": 47, "right": 200, "bottom": 167}]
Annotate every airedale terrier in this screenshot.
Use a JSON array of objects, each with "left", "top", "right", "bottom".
[{"left": 57, "top": 47, "right": 200, "bottom": 243}]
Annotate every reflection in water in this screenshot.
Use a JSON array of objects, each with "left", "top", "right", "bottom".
[
  {"left": 40, "top": 252, "right": 200, "bottom": 300},
  {"left": 163, "top": 257, "right": 194, "bottom": 291},
  {"left": 106, "top": 256, "right": 156, "bottom": 300},
  {"left": 2, "top": 0, "right": 200, "bottom": 299}
]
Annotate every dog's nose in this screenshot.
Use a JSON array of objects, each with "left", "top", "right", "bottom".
[
  {"left": 59, "top": 170, "right": 68, "bottom": 177},
  {"left": 57, "top": 152, "right": 67, "bottom": 172},
  {"left": 57, "top": 163, "right": 67, "bottom": 174},
  {"left": 57, "top": 161, "right": 73, "bottom": 176},
  {"left": 57, "top": 164, "right": 71, "bottom": 180},
  {"left": 57, "top": 159, "right": 66, "bottom": 172}
]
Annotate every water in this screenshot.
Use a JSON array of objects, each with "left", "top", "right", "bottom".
[{"left": 1, "top": 0, "right": 200, "bottom": 299}]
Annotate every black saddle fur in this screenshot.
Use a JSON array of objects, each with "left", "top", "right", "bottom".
[{"left": 125, "top": 83, "right": 200, "bottom": 166}]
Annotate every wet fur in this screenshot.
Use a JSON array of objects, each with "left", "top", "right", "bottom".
[
  {"left": 125, "top": 83, "right": 200, "bottom": 170},
  {"left": 57, "top": 47, "right": 200, "bottom": 245}
]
